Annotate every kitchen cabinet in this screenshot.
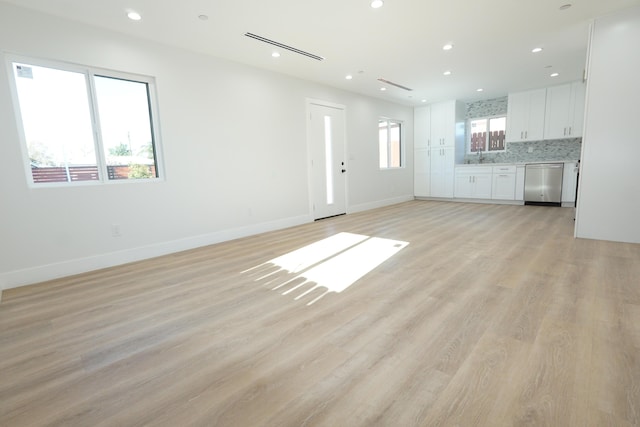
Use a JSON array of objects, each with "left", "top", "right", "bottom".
[
  {"left": 454, "top": 166, "right": 492, "bottom": 199},
  {"left": 506, "top": 89, "right": 546, "bottom": 142},
  {"left": 491, "top": 165, "right": 517, "bottom": 200},
  {"left": 431, "top": 100, "right": 466, "bottom": 150},
  {"left": 414, "top": 147, "right": 431, "bottom": 197},
  {"left": 544, "top": 82, "right": 586, "bottom": 139},
  {"left": 561, "top": 161, "right": 579, "bottom": 203},
  {"left": 515, "top": 165, "right": 525, "bottom": 200},
  {"left": 430, "top": 101, "right": 457, "bottom": 147},
  {"left": 414, "top": 105, "right": 431, "bottom": 148},
  {"left": 414, "top": 106, "right": 431, "bottom": 197},
  {"left": 414, "top": 100, "right": 465, "bottom": 198},
  {"left": 431, "top": 147, "right": 455, "bottom": 198}
]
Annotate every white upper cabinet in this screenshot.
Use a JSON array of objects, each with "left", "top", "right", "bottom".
[
  {"left": 414, "top": 105, "right": 431, "bottom": 148},
  {"left": 506, "top": 89, "right": 546, "bottom": 142},
  {"left": 544, "top": 81, "right": 586, "bottom": 139},
  {"left": 430, "top": 101, "right": 456, "bottom": 147},
  {"left": 414, "top": 106, "right": 431, "bottom": 197}
]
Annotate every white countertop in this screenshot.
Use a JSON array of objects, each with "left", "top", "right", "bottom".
[{"left": 456, "top": 160, "right": 578, "bottom": 167}]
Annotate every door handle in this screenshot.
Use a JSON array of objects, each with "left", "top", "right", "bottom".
[{"left": 341, "top": 169, "right": 346, "bottom": 173}]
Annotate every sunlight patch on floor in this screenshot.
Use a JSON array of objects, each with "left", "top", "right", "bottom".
[{"left": 244, "top": 232, "right": 409, "bottom": 305}]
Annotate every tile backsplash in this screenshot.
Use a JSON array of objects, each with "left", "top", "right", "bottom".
[
  {"left": 463, "top": 138, "right": 581, "bottom": 164},
  {"left": 462, "top": 96, "right": 581, "bottom": 164},
  {"left": 466, "top": 96, "right": 507, "bottom": 118}
]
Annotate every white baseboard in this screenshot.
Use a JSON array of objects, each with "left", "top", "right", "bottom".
[
  {"left": 0, "top": 214, "right": 312, "bottom": 291},
  {"left": 348, "top": 195, "right": 414, "bottom": 214}
]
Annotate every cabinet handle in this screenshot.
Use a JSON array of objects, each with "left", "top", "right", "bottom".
[
  {"left": 520, "top": 131, "right": 523, "bottom": 139},
  {"left": 525, "top": 130, "right": 528, "bottom": 139},
  {"left": 563, "top": 127, "right": 567, "bottom": 136},
  {"left": 569, "top": 126, "right": 572, "bottom": 135}
]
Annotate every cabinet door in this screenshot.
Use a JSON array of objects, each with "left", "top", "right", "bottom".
[
  {"left": 430, "top": 101, "right": 456, "bottom": 147},
  {"left": 561, "top": 162, "right": 578, "bottom": 202},
  {"left": 527, "top": 89, "right": 547, "bottom": 141},
  {"left": 492, "top": 173, "right": 516, "bottom": 200},
  {"left": 544, "top": 84, "right": 572, "bottom": 140},
  {"left": 569, "top": 81, "right": 586, "bottom": 137},
  {"left": 414, "top": 147, "right": 431, "bottom": 197},
  {"left": 414, "top": 105, "right": 431, "bottom": 148},
  {"left": 515, "top": 166, "right": 525, "bottom": 200},
  {"left": 474, "top": 174, "right": 493, "bottom": 199},
  {"left": 454, "top": 174, "right": 474, "bottom": 198},
  {"left": 507, "top": 89, "right": 546, "bottom": 142},
  {"left": 431, "top": 147, "right": 455, "bottom": 198},
  {"left": 506, "top": 92, "right": 528, "bottom": 142}
]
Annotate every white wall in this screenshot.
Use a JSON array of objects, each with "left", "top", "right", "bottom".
[
  {"left": 0, "top": 2, "right": 414, "bottom": 289},
  {"left": 575, "top": 5, "right": 640, "bottom": 244}
]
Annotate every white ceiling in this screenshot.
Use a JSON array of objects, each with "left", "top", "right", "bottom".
[{"left": 4, "top": 0, "right": 640, "bottom": 105}]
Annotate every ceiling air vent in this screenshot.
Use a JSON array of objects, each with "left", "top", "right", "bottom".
[
  {"left": 244, "top": 32, "right": 325, "bottom": 61},
  {"left": 377, "top": 78, "right": 413, "bottom": 91}
]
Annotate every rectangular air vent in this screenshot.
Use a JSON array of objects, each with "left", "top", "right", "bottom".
[
  {"left": 244, "top": 32, "right": 325, "bottom": 61},
  {"left": 377, "top": 78, "right": 413, "bottom": 91}
]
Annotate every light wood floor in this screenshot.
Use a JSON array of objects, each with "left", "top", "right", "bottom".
[{"left": 2, "top": 201, "right": 640, "bottom": 427}]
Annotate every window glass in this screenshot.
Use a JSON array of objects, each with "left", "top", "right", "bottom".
[
  {"left": 469, "top": 115, "right": 506, "bottom": 153},
  {"left": 9, "top": 58, "right": 162, "bottom": 185},
  {"left": 13, "top": 63, "right": 98, "bottom": 183},
  {"left": 379, "top": 119, "right": 402, "bottom": 168},
  {"left": 94, "top": 76, "right": 158, "bottom": 180}
]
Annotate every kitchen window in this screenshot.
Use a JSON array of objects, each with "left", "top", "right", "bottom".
[
  {"left": 8, "top": 56, "right": 162, "bottom": 185},
  {"left": 379, "top": 119, "right": 403, "bottom": 168},
  {"left": 469, "top": 115, "right": 507, "bottom": 153}
]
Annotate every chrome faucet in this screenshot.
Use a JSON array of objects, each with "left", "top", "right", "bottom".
[{"left": 477, "top": 151, "right": 483, "bottom": 163}]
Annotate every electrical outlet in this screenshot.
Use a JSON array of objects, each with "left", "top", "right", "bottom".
[
  {"left": 111, "top": 223, "right": 122, "bottom": 237},
  {"left": 528, "top": 146, "right": 534, "bottom": 153}
]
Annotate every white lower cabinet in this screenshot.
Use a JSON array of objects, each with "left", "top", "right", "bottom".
[
  {"left": 562, "top": 161, "right": 579, "bottom": 203},
  {"left": 491, "top": 165, "right": 517, "bottom": 200},
  {"left": 515, "top": 166, "right": 525, "bottom": 201},
  {"left": 431, "top": 147, "right": 455, "bottom": 198},
  {"left": 454, "top": 167, "right": 492, "bottom": 199},
  {"left": 414, "top": 147, "right": 431, "bottom": 197}
]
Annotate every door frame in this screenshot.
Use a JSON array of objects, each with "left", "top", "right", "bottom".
[{"left": 305, "top": 98, "right": 348, "bottom": 220}]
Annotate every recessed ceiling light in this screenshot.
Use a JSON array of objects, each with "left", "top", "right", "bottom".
[
  {"left": 371, "top": 0, "right": 384, "bottom": 8},
  {"left": 442, "top": 43, "right": 454, "bottom": 51},
  {"left": 443, "top": 70, "right": 452, "bottom": 76},
  {"left": 198, "top": 14, "right": 209, "bottom": 21},
  {"left": 421, "top": 99, "right": 427, "bottom": 103},
  {"left": 477, "top": 88, "right": 484, "bottom": 92},
  {"left": 380, "top": 87, "right": 387, "bottom": 91},
  {"left": 272, "top": 52, "right": 281, "bottom": 58},
  {"left": 345, "top": 75, "right": 353, "bottom": 80},
  {"left": 550, "top": 72, "right": 559, "bottom": 77},
  {"left": 532, "top": 47, "right": 543, "bottom": 53},
  {"left": 559, "top": 4, "right": 572, "bottom": 10},
  {"left": 127, "top": 11, "right": 142, "bottom": 21}
]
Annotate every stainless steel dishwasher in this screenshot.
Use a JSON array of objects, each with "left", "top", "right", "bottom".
[{"left": 524, "top": 163, "right": 564, "bottom": 206}]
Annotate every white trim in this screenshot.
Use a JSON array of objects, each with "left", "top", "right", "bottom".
[{"left": 0, "top": 214, "right": 312, "bottom": 290}]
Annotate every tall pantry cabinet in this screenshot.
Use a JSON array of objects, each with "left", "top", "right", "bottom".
[
  {"left": 414, "top": 100, "right": 466, "bottom": 198},
  {"left": 414, "top": 105, "right": 431, "bottom": 197}
]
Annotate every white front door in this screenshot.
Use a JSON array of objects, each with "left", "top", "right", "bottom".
[{"left": 307, "top": 101, "right": 346, "bottom": 220}]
